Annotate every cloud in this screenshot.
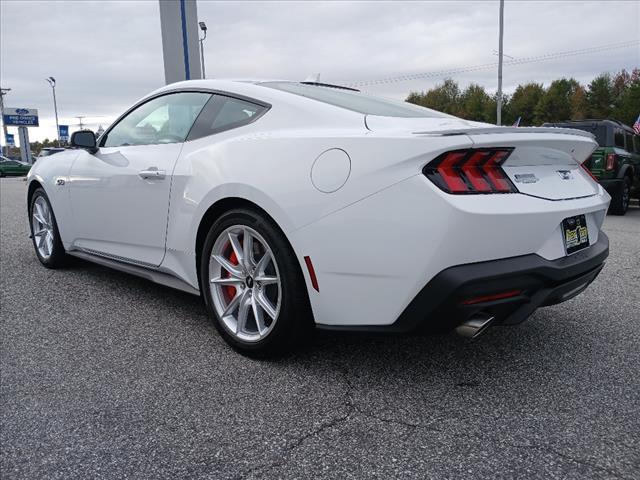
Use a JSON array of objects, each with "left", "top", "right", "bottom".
[{"left": 1, "top": 0, "right": 638, "bottom": 141}]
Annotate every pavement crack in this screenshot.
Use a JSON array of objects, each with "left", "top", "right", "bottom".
[
  {"left": 235, "top": 360, "right": 356, "bottom": 479},
  {"left": 352, "top": 405, "right": 442, "bottom": 432}
]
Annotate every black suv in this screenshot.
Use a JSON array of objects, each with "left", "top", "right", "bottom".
[{"left": 543, "top": 120, "right": 640, "bottom": 215}]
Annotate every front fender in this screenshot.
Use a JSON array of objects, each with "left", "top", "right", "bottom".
[{"left": 26, "top": 152, "right": 79, "bottom": 246}]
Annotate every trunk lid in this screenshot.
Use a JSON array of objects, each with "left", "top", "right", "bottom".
[{"left": 365, "top": 115, "right": 600, "bottom": 200}]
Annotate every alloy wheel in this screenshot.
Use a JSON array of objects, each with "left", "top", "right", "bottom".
[
  {"left": 208, "top": 225, "right": 282, "bottom": 342},
  {"left": 31, "top": 196, "right": 55, "bottom": 259}
]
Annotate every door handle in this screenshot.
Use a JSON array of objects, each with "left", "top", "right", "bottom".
[{"left": 138, "top": 167, "right": 166, "bottom": 180}]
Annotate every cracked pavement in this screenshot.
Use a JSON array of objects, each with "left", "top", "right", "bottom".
[{"left": 1, "top": 177, "right": 639, "bottom": 479}]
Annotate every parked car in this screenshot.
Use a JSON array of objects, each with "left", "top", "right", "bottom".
[
  {"left": 26, "top": 80, "right": 610, "bottom": 356},
  {"left": 543, "top": 119, "right": 640, "bottom": 215},
  {"left": 0, "top": 156, "right": 31, "bottom": 177}
]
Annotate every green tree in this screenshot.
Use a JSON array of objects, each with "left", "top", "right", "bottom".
[
  {"left": 407, "top": 78, "right": 460, "bottom": 115},
  {"left": 570, "top": 85, "right": 589, "bottom": 120},
  {"left": 611, "top": 69, "right": 632, "bottom": 103},
  {"left": 404, "top": 71, "right": 637, "bottom": 127},
  {"left": 508, "top": 83, "right": 544, "bottom": 126},
  {"left": 587, "top": 73, "right": 614, "bottom": 118},
  {"left": 458, "top": 84, "right": 493, "bottom": 122},
  {"left": 534, "top": 78, "right": 580, "bottom": 124},
  {"left": 612, "top": 68, "right": 640, "bottom": 125}
]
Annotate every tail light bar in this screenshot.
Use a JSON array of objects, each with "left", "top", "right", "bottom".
[
  {"left": 579, "top": 160, "right": 598, "bottom": 181},
  {"left": 423, "top": 148, "right": 517, "bottom": 194}
]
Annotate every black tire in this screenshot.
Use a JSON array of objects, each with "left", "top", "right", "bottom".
[
  {"left": 199, "top": 208, "right": 313, "bottom": 357},
  {"left": 609, "top": 176, "right": 632, "bottom": 215},
  {"left": 29, "top": 187, "right": 67, "bottom": 268}
]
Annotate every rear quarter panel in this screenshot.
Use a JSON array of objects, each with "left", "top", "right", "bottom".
[{"left": 162, "top": 124, "right": 474, "bottom": 289}]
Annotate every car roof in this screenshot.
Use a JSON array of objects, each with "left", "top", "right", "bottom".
[
  {"left": 147, "top": 79, "right": 362, "bottom": 111},
  {"left": 151, "top": 79, "right": 290, "bottom": 97},
  {"left": 127, "top": 79, "right": 369, "bottom": 126}
]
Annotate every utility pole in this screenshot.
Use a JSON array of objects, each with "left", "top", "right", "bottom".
[
  {"left": 46, "top": 77, "right": 60, "bottom": 146},
  {"left": 496, "top": 0, "right": 505, "bottom": 126},
  {"left": 0, "top": 87, "right": 11, "bottom": 156},
  {"left": 76, "top": 116, "right": 85, "bottom": 130}
]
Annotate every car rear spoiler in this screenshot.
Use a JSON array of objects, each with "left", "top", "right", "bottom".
[{"left": 413, "top": 126, "right": 597, "bottom": 138}]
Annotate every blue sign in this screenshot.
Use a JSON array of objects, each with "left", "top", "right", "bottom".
[
  {"left": 6, "top": 133, "right": 15, "bottom": 147},
  {"left": 59, "top": 125, "right": 69, "bottom": 142},
  {"left": 3, "top": 107, "right": 39, "bottom": 127}
]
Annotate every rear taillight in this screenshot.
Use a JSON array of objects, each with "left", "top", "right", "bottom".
[
  {"left": 579, "top": 161, "right": 598, "bottom": 181},
  {"left": 605, "top": 153, "right": 617, "bottom": 171},
  {"left": 423, "top": 148, "right": 517, "bottom": 194}
]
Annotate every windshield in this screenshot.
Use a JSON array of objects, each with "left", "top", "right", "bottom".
[{"left": 261, "top": 82, "right": 448, "bottom": 118}]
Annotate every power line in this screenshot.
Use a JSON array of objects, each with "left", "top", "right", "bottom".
[{"left": 343, "top": 40, "right": 640, "bottom": 88}]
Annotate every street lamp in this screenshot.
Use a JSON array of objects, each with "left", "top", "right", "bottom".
[
  {"left": 199, "top": 21, "right": 208, "bottom": 79},
  {"left": 0, "top": 87, "right": 11, "bottom": 156},
  {"left": 496, "top": 0, "right": 505, "bottom": 126},
  {"left": 46, "top": 77, "right": 60, "bottom": 146}
]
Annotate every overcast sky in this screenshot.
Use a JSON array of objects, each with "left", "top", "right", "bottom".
[{"left": 1, "top": 0, "right": 638, "bottom": 142}]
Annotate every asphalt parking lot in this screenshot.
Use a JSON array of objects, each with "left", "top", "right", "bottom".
[{"left": 1, "top": 176, "right": 639, "bottom": 479}]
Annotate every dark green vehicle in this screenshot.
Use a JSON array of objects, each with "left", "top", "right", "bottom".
[
  {"left": 0, "top": 156, "right": 32, "bottom": 177},
  {"left": 543, "top": 120, "right": 640, "bottom": 215}
]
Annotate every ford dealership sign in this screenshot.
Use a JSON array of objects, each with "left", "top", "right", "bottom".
[{"left": 3, "top": 107, "right": 39, "bottom": 127}]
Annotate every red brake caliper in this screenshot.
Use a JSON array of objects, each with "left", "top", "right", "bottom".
[{"left": 225, "top": 247, "right": 238, "bottom": 300}]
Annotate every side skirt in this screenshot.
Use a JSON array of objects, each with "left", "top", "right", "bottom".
[{"left": 67, "top": 250, "right": 201, "bottom": 296}]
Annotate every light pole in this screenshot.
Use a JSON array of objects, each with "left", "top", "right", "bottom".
[
  {"left": 496, "top": 0, "right": 505, "bottom": 126},
  {"left": 199, "top": 21, "right": 208, "bottom": 79},
  {"left": 46, "top": 77, "right": 60, "bottom": 146},
  {"left": 0, "top": 87, "right": 10, "bottom": 156}
]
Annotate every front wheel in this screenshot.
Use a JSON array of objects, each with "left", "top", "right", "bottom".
[
  {"left": 609, "top": 176, "right": 631, "bottom": 215},
  {"left": 29, "top": 188, "right": 67, "bottom": 268},
  {"left": 200, "top": 209, "right": 313, "bottom": 357}
]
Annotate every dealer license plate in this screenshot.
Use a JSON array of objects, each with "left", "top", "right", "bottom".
[{"left": 562, "top": 214, "right": 589, "bottom": 255}]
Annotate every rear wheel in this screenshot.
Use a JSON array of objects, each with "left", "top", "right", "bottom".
[
  {"left": 609, "top": 176, "right": 631, "bottom": 215},
  {"left": 29, "top": 188, "right": 67, "bottom": 268},
  {"left": 200, "top": 209, "right": 312, "bottom": 356}
]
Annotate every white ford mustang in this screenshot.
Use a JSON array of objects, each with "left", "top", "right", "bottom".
[{"left": 27, "top": 79, "right": 610, "bottom": 355}]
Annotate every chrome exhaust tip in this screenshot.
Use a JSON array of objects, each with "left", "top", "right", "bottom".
[{"left": 455, "top": 314, "right": 495, "bottom": 339}]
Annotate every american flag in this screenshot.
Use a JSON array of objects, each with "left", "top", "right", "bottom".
[
  {"left": 633, "top": 114, "right": 640, "bottom": 135},
  {"left": 512, "top": 116, "right": 521, "bottom": 127}
]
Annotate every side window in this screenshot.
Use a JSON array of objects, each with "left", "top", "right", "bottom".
[
  {"left": 624, "top": 133, "right": 633, "bottom": 153},
  {"left": 101, "top": 92, "right": 211, "bottom": 147},
  {"left": 613, "top": 129, "right": 625, "bottom": 149},
  {"left": 187, "top": 95, "right": 268, "bottom": 141},
  {"left": 634, "top": 135, "right": 640, "bottom": 154}
]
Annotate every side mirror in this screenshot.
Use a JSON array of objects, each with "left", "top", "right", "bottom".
[{"left": 71, "top": 130, "right": 98, "bottom": 153}]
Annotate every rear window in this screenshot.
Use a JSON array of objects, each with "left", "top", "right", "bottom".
[
  {"left": 261, "top": 82, "right": 447, "bottom": 118},
  {"left": 614, "top": 129, "right": 625, "bottom": 148},
  {"left": 187, "top": 94, "right": 268, "bottom": 140}
]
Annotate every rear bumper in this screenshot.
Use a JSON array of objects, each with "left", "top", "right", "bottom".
[{"left": 318, "top": 232, "right": 609, "bottom": 333}]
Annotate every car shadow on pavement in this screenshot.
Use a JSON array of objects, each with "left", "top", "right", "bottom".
[{"left": 67, "top": 254, "right": 592, "bottom": 378}]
